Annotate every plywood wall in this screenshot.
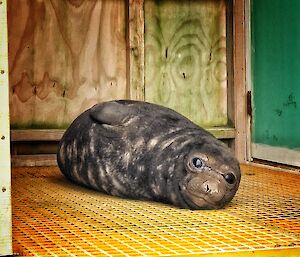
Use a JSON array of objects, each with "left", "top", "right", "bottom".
[
  {"left": 8, "top": 0, "right": 229, "bottom": 129},
  {"left": 144, "top": 0, "right": 227, "bottom": 127},
  {"left": 8, "top": 0, "right": 127, "bottom": 128}
]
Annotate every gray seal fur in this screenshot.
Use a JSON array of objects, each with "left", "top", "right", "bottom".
[{"left": 57, "top": 100, "right": 241, "bottom": 210}]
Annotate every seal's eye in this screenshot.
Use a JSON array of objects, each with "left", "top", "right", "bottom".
[
  {"left": 192, "top": 158, "right": 204, "bottom": 169},
  {"left": 223, "top": 173, "right": 236, "bottom": 184}
]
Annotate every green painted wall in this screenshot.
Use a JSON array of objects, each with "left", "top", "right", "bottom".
[
  {"left": 252, "top": 0, "right": 300, "bottom": 149},
  {"left": 144, "top": 0, "right": 228, "bottom": 127}
]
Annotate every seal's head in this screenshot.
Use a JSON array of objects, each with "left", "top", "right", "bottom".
[{"left": 179, "top": 142, "right": 241, "bottom": 210}]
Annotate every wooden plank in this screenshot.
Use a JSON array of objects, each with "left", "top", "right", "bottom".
[
  {"left": 11, "top": 129, "right": 64, "bottom": 141},
  {"left": 0, "top": 0, "right": 12, "bottom": 255},
  {"left": 10, "top": 126, "right": 235, "bottom": 167},
  {"left": 128, "top": 0, "right": 145, "bottom": 100},
  {"left": 208, "top": 127, "right": 235, "bottom": 139},
  {"left": 233, "top": 0, "right": 247, "bottom": 163},
  {"left": 226, "top": 0, "right": 234, "bottom": 130},
  {"left": 11, "top": 154, "right": 57, "bottom": 167},
  {"left": 10, "top": 127, "right": 235, "bottom": 142}
]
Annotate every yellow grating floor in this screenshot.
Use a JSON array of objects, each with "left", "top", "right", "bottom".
[{"left": 11, "top": 164, "right": 300, "bottom": 257}]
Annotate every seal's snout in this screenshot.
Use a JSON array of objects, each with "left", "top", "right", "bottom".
[
  {"left": 187, "top": 177, "right": 224, "bottom": 202},
  {"left": 202, "top": 180, "right": 220, "bottom": 194}
]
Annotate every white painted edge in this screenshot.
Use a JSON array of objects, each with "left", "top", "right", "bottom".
[
  {"left": 244, "top": 161, "right": 300, "bottom": 175},
  {"left": 252, "top": 143, "right": 300, "bottom": 167},
  {"left": 245, "top": 0, "right": 253, "bottom": 162},
  {"left": 0, "top": 0, "right": 12, "bottom": 255}
]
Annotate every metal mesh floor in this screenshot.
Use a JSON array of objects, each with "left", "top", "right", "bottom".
[{"left": 12, "top": 164, "right": 300, "bottom": 256}]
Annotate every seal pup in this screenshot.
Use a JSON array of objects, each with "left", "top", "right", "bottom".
[{"left": 57, "top": 100, "right": 241, "bottom": 210}]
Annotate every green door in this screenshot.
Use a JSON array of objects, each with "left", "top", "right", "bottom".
[{"left": 251, "top": 0, "right": 300, "bottom": 166}]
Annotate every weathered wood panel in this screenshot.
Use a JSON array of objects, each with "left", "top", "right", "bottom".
[
  {"left": 144, "top": 0, "right": 227, "bottom": 127},
  {"left": 234, "top": 0, "right": 247, "bottom": 162},
  {"left": 8, "top": 0, "right": 127, "bottom": 129},
  {"left": 10, "top": 127, "right": 235, "bottom": 142},
  {"left": 128, "top": 0, "right": 145, "bottom": 100},
  {"left": 11, "top": 129, "right": 64, "bottom": 141},
  {"left": 11, "top": 154, "right": 57, "bottom": 167}
]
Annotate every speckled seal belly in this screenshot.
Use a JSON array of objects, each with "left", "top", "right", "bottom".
[{"left": 57, "top": 100, "right": 241, "bottom": 210}]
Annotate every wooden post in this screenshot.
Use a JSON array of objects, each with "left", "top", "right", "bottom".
[
  {"left": 0, "top": 0, "right": 13, "bottom": 255},
  {"left": 233, "top": 0, "right": 248, "bottom": 163},
  {"left": 128, "top": 0, "right": 145, "bottom": 100}
]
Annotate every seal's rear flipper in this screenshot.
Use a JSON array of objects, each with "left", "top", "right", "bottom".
[{"left": 89, "top": 101, "right": 133, "bottom": 125}]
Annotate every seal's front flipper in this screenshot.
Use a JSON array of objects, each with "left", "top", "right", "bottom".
[{"left": 89, "top": 101, "right": 133, "bottom": 125}]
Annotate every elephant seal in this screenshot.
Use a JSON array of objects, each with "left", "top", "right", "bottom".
[{"left": 57, "top": 100, "right": 241, "bottom": 210}]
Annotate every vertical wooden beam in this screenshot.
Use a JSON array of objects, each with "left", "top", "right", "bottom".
[
  {"left": 128, "top": 0, "right": 145, "bottom": 101},
  {"left": 234, "top": 0, "right": 248, "bottom": 162},
  {"left": 226, "top": 0, "right": 234, "bottom": 127},
  {"left": 0, "top": 0, "right": 13, "bottom": 255},
  {"left": 233, "top": 0, "right": 248, "bottom": 163}
]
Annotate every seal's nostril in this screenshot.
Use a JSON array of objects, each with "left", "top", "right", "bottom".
[
  {"left": 206, "top": 184, "right": 210, "bottom": 192},
  {"left": 223, "top": 173, "right": 236, "bottom": 184}
]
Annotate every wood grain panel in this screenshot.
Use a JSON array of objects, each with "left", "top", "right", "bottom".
[
  {"left": 144, "top": 0, "right": 227, "bottom": 127},
  {"left": 8, "top": 0, "right": 127, "bottom": 128},
  {"left": 128, "top": 0, "right": 145, "bottom": 100},
  {"left": 233, "top": 0, "right": 247, "bottom": 162}
]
